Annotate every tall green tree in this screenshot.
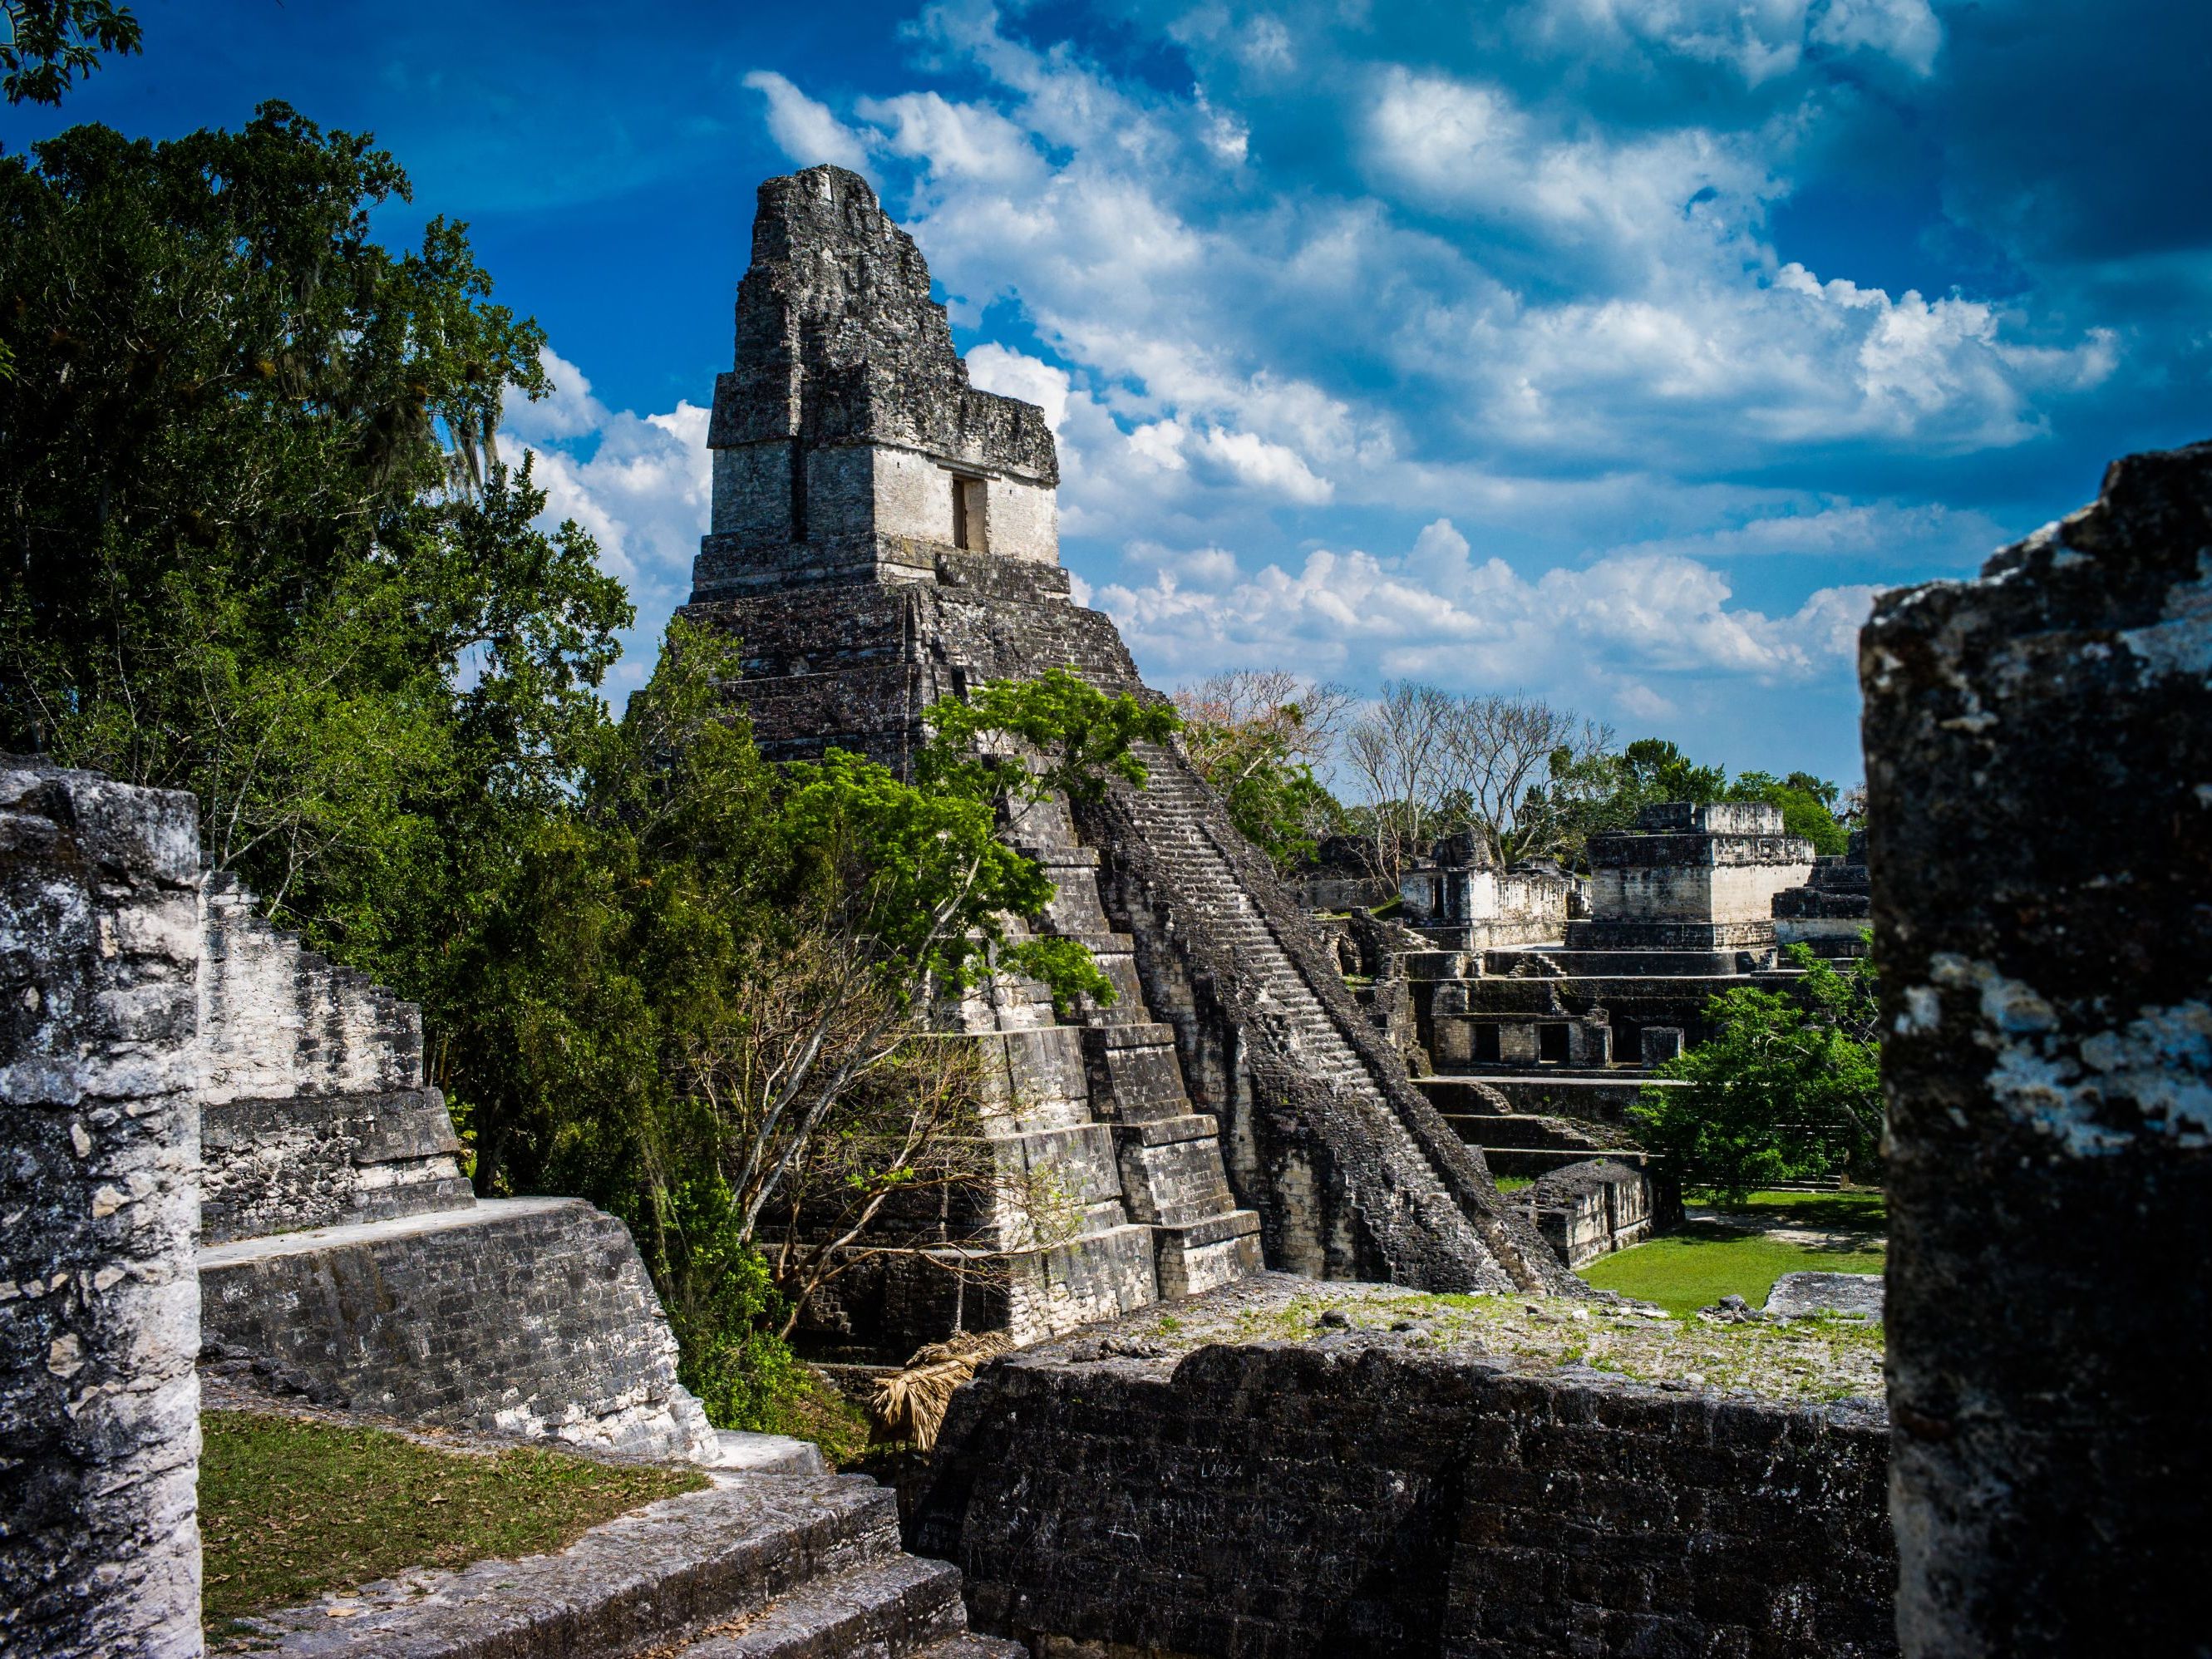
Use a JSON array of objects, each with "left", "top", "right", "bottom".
[
  {"left": 1630, "top": 943, "right": 1881, "bottom": 1199},
  {"left": 0, "top": 106, "right": 628, "bottom": 985}
]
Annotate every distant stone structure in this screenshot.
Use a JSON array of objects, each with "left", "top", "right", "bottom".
[
  {"left": 2, "top": 762, "right": 204, "bottom": 1659},
  {"left": 1395, "top": 833, "right": 1579, "bottom": 952},
  {"left": 680, "top": 166, "right": 1564, "bottom": 1354},
  {"left": 1520, "top": 1156, "right": 1674, "bottom": 1269},
  {"left": 1866, "top": 440, "right": 2212, "bottom": 1655},
  {"left": 1771, "top": 830, "right": 1871, "bottom": 960},
  {"left": 1570, "top": 801, "right": 1814, "bottom": 958}
]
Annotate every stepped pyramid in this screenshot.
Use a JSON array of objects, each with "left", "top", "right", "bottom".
[{"left": 677, "top": 167, "right": 1567, "bottom": 1348}]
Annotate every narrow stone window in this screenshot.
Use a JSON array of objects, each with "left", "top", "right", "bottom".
[{"left": 950, "top": 472, "right": 988, "bottom": 551}]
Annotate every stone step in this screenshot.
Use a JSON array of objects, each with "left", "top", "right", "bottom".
[
  {"left": 672, "top": 1552, "right": 967, "bottom": 1657},
  {"left": 230, "top": 1472, "right": 909, "bottom": 1657},
  {"left": 914, "top": 1636, "right": 1026, "bottom": 1659}
]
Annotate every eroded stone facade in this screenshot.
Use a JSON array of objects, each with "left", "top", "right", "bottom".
[
  {"left": 2, "top": 762, "right": 203, "bottom": 1659},
  {"left": 1866, "top": 439, "right": 2212, "bottom": 1656}
]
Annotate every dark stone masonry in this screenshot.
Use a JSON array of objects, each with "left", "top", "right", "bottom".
[
  {"left": 2, "top": 761, "right": 204, "bottom": 1658},
  {"left": 200, "top": 1198, "right": 713, "bottom": 1454},
  {"left": 914, "top": 1281, "right": 1894, "bottom": 1658},
  {"left": 1865, "top": 440, "right": 2212, "bottom": 1656}
]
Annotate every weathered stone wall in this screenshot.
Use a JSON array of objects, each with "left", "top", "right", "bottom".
[
  {"left": 1570, "top": 803, "right": 1813, "bottom": 953},
  {"left": 195, "top": 874, "right": 472, "bottom": 1243},
  {"left": 1865, "top": 439, "right": 2212, "bottom": 1656},
  {"left": 914, "top": 1297, "right": 1894, "bottom": 1657},
  {"left": 1523, "top": 1157, "right": 1665, "bottom": 1268},
  {"left": 200, "top": 1196, "right": 719, "bottom": 1460},
  {"left": 695, "top": 165, "right": 1059, "bottom": 598},
  {"left": 1, "top": 761, "right": 203, "bottom": 1659}
]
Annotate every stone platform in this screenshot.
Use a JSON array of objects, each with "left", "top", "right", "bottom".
[
  {"left": 913, "top": 1275, "right": 1893, "bottom": 1657},
  {"left": 225, "top": 1460, "right": 1018, "bottom": 1659},
  {"left": 200, "top": 1198, "right": 719, "bottom": 1461}
]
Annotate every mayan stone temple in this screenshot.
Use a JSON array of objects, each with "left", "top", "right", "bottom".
[
  {"left": 2, "top": 157, "right": 2204, "bottom": 1659},
  {"left": 678, "top": 165, "right": 1566, "bottom": 1356}
]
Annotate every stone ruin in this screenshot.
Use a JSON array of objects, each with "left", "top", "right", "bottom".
[
  {"left": 0, "top": 759, "right": 741, "bottom": 1656},
  {"left": 1865, "top": 439, "right": 2211, "bottom": 1655},
  {"left": 2, "top": 768, "right": 202, "bottom": 1657},
  {"left": 679, "top": 165, "right": 1567, "bottom": 1361},
  {"left": 907, "top": 437, "right": 2212, "bottom": 1659},
  {"left": 4, "top": 153, "right": 2202, "bottom": 1657}
]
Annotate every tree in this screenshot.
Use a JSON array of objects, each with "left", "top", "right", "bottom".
[
  {"left": 439, "top": 628, "right": 1180, "bottom": 1418},
  {"left": 1629, "top": 943, "right": 1880, "bottom": 1199},
  {"left": 2, "top": 1, "right": 139, "bottom": 108},
  {"left": 1727, "top": 770, "right": 1851, "bottom": 856},
  {"left": 0, "top": 106, "right": 623, "bottom": 987},
  {"left": 1342, "top": 682, "right": 1455, "bottom": 885},
  {"left": 1439, "top": 695, "right": 1613, "bottom": 867},
  {"left": 1172, "top": 669, "right": 1351, "bottom": 871}
]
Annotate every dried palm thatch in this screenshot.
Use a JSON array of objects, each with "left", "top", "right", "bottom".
[{"left": 868, "top": 1331, "right": 1013, "bottom": 1452}]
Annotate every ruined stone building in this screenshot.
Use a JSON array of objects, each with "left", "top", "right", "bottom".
[
  {"left": 2, "top": 761, "right": 1020, "bottom": 1659},
  {"left": 678, "top": 166, "right": 1566, "bottom": 1358},
  {"left": 4, "top": 144, "right": 2201, "bottom": 1657}
]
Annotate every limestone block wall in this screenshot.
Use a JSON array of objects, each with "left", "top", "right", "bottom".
[
  {"left": 1522, "top": 1158, "right": 1661, "bottom": 1269},
  {"left": 914, "top": 1313, "right": 1894, "bottom": 1657},
  {"left": 1, "top": 761, "right": 203, "bottom": 1659},
  {"left": 1865, "top": 439, "right": 2212, "bottom": 1656},
  {"left": 199, "top": 1198, "right": 718, "bottom": 1460},
  {"left": 196, "top": 874, "right": 470, "bottom": 1244},
  {"left": 974, "top": 470, "right": 1058, "bottom": 565}
]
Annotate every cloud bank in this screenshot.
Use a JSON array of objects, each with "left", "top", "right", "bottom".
[{"left": 508, "top": 0, "right": 2199, "bottom": 783}]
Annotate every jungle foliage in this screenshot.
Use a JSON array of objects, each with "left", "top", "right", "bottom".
[{"left": 1630, "top": 943, "right": 1882, "bottom": 1199}]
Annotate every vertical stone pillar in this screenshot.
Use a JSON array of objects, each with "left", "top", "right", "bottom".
[
  {"left": 1862, "top": 441, "right": 2212, "bottom": 1656},
  {"left": 2, "top": 762, "right": 204, "bottom": 1657}
]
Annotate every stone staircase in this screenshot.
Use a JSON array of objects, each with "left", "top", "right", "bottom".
[
  {"left": 233, "top": 1454, "right": 1019, "bottom": 1659},
  {"left": 1080, "top": 741, "right": 1568, "bottom": 1292}
]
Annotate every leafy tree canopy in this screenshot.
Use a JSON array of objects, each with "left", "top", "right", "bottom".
[
  {"left": 0, "top": 106, "right": 627, "bottom": 982},
  {"left": 1630, "top": 943, "right": 1881, "bottom": 1199},
  {"left": 2, "top": 1, "right": 139, "bottom": 109}
]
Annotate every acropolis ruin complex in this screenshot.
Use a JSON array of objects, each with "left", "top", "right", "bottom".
[{"left": 2, "top": 165, "right": 2200, "bottom": 1659}]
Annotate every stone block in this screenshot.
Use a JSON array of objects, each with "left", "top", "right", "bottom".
[
  {"left": 199, "top": 1199, "right": 718, "bottom": 1462},
  {"left": 1865, "top": 439, "right": 2212, "bottom": 1657},
  {"left": 1, "top": 761, "right": 204, "bottom": 1659}
]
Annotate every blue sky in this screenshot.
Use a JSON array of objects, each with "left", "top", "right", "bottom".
[{"left": 7, "top": 0, "right": 2208, "bottom": 786}]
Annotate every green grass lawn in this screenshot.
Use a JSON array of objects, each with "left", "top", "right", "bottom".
[
  {"left": 200, "top": 1411, "right": 705, "bottom": 1631},
  {"left": 1576, "top": 1190, "right": 1886, "bottom": 1317}
]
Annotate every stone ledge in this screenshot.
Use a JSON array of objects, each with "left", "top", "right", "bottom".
[
  {"left": 915, "top": 1277, "right": 1890, "bottom": 1657},
  {"left": 225, "top": 1472, "right": 900, "bottom": 1658}
]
